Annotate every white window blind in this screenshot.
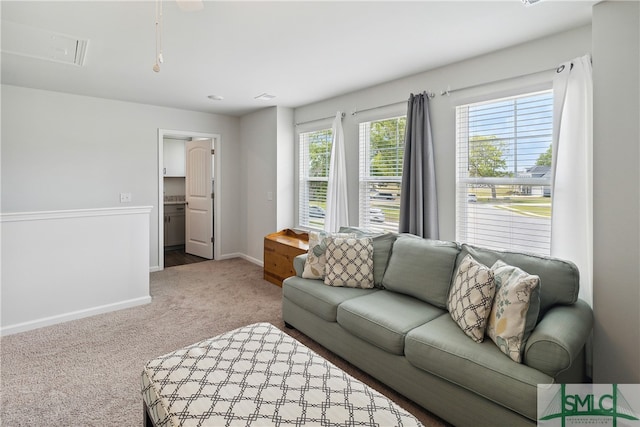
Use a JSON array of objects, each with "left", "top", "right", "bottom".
[
  {"left": 299, "top": 128, "right": 332, "bottom": 229},
  {"left": 456, "top": 90, "right": 553, "bottom": 256},
  {"left": 359, "top": 116, "right": 405, "bottom": 233}
]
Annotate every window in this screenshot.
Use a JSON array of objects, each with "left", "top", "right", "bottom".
[
  {"left": 456, "top": 90, "right": 553, "bottom": 256},
  {"left": 359, "top": 116, "right": 406, "bottom": 233},
  {"left": 299, "top": 128, "right": 332, "bottom": 229}
]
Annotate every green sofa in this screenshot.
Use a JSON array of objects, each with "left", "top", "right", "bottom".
[{"left": 282, "top": 232, "right": 593, "bottom": 426}]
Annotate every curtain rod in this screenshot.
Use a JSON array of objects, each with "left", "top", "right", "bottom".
[
  {"left": 295, "top": 112, "right": 344, "bottom": 126},
  {"left": 440, "top": 66, "right": 557, "bottom": 96},
  {"left": 351, "top": 92, "right": 436, "bottom": 116}
]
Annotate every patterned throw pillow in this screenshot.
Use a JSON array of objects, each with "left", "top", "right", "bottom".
[
  {"left": 302, "top": 231, "right": 327, "bottom": 279},
  {"left": 447, "top": 255, "right": 496, "bottom": 343},
  {"left": 324, "top": 236, "right": 374, "bottom": 288},
  {"left": 302, "top": 232, "right": 352, "bottom": 279},
  {"left": 487, "top": 260, "right": 540, "bottom": 363}
]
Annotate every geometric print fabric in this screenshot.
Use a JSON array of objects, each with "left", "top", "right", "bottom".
[
  {"left": 324, "top": 236, "right": 374, "bottom": 289},
  {"left": 302, "top": 232, "right": 354, "bottom": 279},
  {"left": 141, "top": 323, "right": 422, "bottom": 426},
  {"left": 447, "top": 255, "right": 496, "bottom": 343}
]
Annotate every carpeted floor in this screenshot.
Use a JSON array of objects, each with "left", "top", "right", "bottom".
[{"left": 0, "top": 258, "right": 448, "bottom": 426}]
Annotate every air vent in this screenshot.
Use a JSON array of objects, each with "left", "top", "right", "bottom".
[
  {"left": 254, "top": 93, "right": 276, "bottom": 101},
  {"left": 1, "top": 21, "right": 88, "bottom": 66}
]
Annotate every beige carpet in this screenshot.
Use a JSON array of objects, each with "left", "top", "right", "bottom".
[{"left": 1, "top": 258, "right": 448, "bottom": 426}]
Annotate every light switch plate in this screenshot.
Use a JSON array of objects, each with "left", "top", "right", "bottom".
[{"left": 120, "top": 192, "right": 132, "bottom": 203}]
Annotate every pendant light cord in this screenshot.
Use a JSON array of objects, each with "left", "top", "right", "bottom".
[
  {"left": 153, "top": 0, "right": 162, "bottom": 72},
  {"left": 159, "top": 0, "right": 163, "bottom": 63}
]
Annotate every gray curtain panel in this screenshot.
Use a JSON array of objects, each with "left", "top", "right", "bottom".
[{"left": 399, "top": 92, "right": 439, "bottom": 238}]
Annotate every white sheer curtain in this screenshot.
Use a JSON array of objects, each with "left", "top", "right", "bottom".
[
  {"left": 551, "top": 55, "right": 593, "bottom": 309},
  {"left": 324, "top": 112, "right": 349, "bottom": 232}
]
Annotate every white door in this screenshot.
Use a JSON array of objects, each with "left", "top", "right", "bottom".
[{"left": 185, "top": 139, "right": 213, "bottom": 259}]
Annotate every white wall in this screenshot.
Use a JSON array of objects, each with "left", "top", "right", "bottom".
[
  {"left": 293, "top": 25, "right": 592, "bottom": 240},
  {"left": 592, "top": 1, "right": 640, "bottom": 383},
  {"left": 1, "top": 207, "right": 152, "bottom": 335},
  {"left": 276, "top": 107, "right": 295, "bottom": 231},
  {"left": 0, "top": 85, "right": 242, "bottom": 269},
  {"left": 239, "top": 106, "right": 295, "bottom": 264},
  {"left": 240, "top": 107, "right": 278, "bottom": 263}
]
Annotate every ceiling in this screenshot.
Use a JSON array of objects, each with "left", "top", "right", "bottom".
[{"left": 1, "top": 1, "right": 597, "bottom": 117}]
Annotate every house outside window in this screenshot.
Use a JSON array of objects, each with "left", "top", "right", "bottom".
[
  {"left": 298, "top": 128, "right": 332, "bottom": 229},
  {"left": 456, "top": 90, "right": 553, "bottom": 256},
  {"left": 359, "top": 116, "right": 406, "bottom": 233}
]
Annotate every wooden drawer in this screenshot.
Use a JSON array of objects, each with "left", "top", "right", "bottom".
[{"left": 264, "top": 229, "right": 308, "bottom": 286}]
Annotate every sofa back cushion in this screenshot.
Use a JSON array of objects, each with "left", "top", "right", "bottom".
[
  {"left": 456, "top": 244, "right": 579, "bottom": 319},
  {"left": 382, "top": 234, "right": 460, "bottom": 308}
]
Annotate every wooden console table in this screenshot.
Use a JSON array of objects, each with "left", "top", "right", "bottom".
[{"left": 264, "top": 229, "right": 309, "bottom": 286}]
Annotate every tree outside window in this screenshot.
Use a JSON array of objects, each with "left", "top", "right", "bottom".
[
  {"left": 456, "top": 90, "right": 553, "bottom": 255},
  {"left": 359, "top": 116, "right": 405, "bottom": 233},
  {"left": 299, "top": 128, "right": 332, "bottom": 229}
]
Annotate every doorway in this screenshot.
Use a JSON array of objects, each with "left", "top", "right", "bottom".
[
  {"left": 158, "top": 129, "right": 221, "bottom": 270},
  {"left": 164, "top": 247, "right": 207, "bottom": 267}
]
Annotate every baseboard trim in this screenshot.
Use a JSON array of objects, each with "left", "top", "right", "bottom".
[
  {"left": 240, "top": 253, "right": 263, "bottom": 267},
  {"left": 215, "top": 253, "right": 263, "bottom": 267},
  {"left": 216, "top": 252, "right": 242, "bottom": 261},
  {"left": 0, "top": 296, "right": 152, "bottom": 336},
  {"left": 149, "top": 253, "right": 263, "bottom": 273}
]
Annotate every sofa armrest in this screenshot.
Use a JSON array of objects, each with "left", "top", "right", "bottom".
[
  {"left": 293, "top": 254, "right": 308, "bottom": 277},
  {"left": 524, "top": 299, "right": 593, "bottom": 378}
]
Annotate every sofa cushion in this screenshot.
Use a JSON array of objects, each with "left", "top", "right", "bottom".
[
  {"left": 283, "top": 276, "right": 378, "bottom": 322},
  {"left": 447, "top": 255, "right": 496, "bottom": 343},
  {"left": 487, "top": 260, "right": 540, "bottom": 363},
  {"left": 337, "top": 291, "right": 445, "bottom": 355},
  {"left": 456, "top": 244, "right": 579, "bottom": 319},
  {"left": 339, "top": 227, "right": 397, "bottom": 288},
  {"left": 381, "top": 235, "right": 460, "bottom": 308},
  {"left": 324, "top": 235, "right": 374, "bottom": 288},
  {"left": 405, "top": 315, "right": 552, "bottom": 421}
]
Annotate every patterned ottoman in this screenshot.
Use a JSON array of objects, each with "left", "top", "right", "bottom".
[{"left": 141, "top": 322, "right": 422, "bottom": 426}]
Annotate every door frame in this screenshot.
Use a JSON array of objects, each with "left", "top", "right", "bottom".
[{"left": 157, "top": 129, "right": 221, "bottom": 270}]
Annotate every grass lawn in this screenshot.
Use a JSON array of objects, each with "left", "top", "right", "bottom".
[
  {"left": 469, "top": 186, "right": 551, "bottom": 217},
  {"left": 496, "top": 204, "right": 551, "bottom": 217}
]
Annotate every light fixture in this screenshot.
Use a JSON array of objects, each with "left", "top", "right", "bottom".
[
  {"left": 521, "top": 0, "right": 542, "bottom": 6},
  {"left": 153, "top": 0, "right": 164, "bottom": 72},
  {"left": 152, "top": 1, "right": 206, "bottom": 73},
  {"left": 254, "top": 93, "right": 276, "bottom": 101},
  {"left": 208, "top": 95, "right": 224, "bottom": 101}
]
